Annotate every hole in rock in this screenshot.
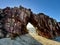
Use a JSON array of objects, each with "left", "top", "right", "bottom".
[{"left": 27, "top": 23, "right": 36, "bottom": 33}]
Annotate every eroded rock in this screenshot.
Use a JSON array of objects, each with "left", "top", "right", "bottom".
[{"left": 0, "top": 6, "right": 60, "bottom": 39}]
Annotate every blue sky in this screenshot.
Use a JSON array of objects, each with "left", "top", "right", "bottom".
[{"left": 0, "top": 0, "right": 60, "bottom": 22}]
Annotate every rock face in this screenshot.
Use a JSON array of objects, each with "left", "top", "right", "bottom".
[
  {"left": 0, "top": 6, "right": 31, "bottom": 38},
  {"left": 0, "top": 6, "right": 60, "bottom": 39},
  {"left": 30, "top": 13, "right": 60, "bottom": 39}
]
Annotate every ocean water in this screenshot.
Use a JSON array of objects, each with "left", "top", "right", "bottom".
[{"left": 54, "top": 37, "right": 60, "bottom": 42}]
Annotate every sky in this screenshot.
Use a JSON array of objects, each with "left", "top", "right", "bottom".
[{"left": 0, "top": 0, "right": 60, "bottom": 22}]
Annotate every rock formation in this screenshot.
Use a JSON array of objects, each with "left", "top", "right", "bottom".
[
  {"left": 0, "top": 6, "right": 31, "bottom": 39},
  {"left": 30, "top": 13, "right": 60, "bottom": 39},
  {"left": 0, "top": 6, "right": 60, "bottom": 39}
]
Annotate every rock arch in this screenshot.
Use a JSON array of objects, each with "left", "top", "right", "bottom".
[{"left": 0, "top": 6, "right": 60, "bottom": 39}]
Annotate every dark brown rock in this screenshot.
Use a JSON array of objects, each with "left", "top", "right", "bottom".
[
  {"left": 30, "top": 13, "right": 60, "bottom": 39},
  {"left": 0, "top": 6, "right": 31, "bottom": 39},
  {"left": 0, "top": 6, "right": 60, "bottom": 39}
]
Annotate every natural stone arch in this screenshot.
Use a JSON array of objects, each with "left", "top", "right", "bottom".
[{"left": 0, "top": 6, "right": 60, "bottom": 39}]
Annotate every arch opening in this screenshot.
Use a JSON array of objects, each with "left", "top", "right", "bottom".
[{"left": 27, "top": 23, "right": 36, "bottom": 33}]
